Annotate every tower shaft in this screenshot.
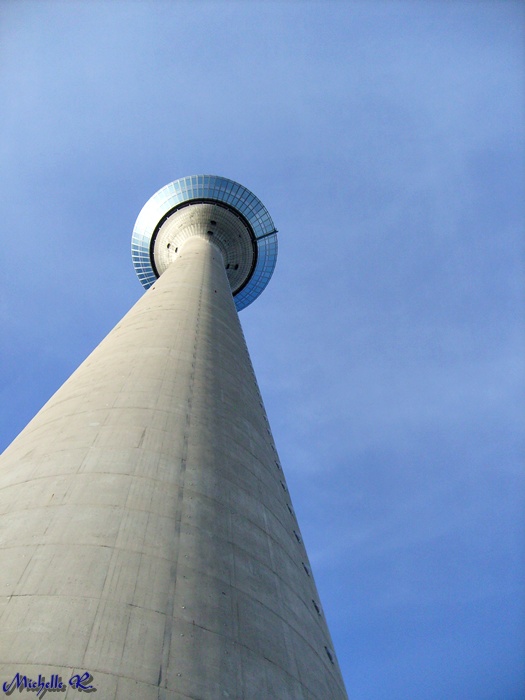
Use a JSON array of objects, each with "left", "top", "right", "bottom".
[{"left": 0, "top": 235, "right": 347, "bottom": 699}]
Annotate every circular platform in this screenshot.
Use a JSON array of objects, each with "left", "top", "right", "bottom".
[{"left": 131, "top": 176, "right": 278, "bottom": 311}]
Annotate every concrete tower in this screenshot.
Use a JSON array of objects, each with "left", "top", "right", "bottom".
[{"left": 0, "top": 176, "right": 348, "bottom": 699}]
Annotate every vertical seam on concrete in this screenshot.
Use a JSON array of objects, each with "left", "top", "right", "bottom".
[{"left": 157, "top": 251, "right": 205, "bottom": 698}]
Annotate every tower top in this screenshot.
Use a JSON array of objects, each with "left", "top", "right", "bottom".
[{"left": 131, "top": 175, "right": 278, "bottom": 311}]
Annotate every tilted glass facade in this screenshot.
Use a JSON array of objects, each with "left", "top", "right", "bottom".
[{"left": 131, "top": 175, "right": 278, "bottom": 311}]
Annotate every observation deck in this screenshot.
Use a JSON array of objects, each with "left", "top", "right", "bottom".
[{"left": 131, "top": 175, "right": 278, "bottom": 311}]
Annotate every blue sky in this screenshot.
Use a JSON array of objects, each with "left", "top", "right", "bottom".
[{"left": 1, "top": 1, "right": 523, "bottom": 698}]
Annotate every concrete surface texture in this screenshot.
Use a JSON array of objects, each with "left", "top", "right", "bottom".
[{"left": 0, "top": 232, "right": 348, "bottom": 699}]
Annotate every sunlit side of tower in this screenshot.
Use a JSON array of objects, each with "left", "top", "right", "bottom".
[{"left": 0, "top": 176, "right": 348, "bottom": 699}]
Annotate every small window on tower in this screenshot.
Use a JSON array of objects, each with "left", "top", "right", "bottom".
[{"left": 324, "top": 647, "right": 335, "bottom": 665}]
